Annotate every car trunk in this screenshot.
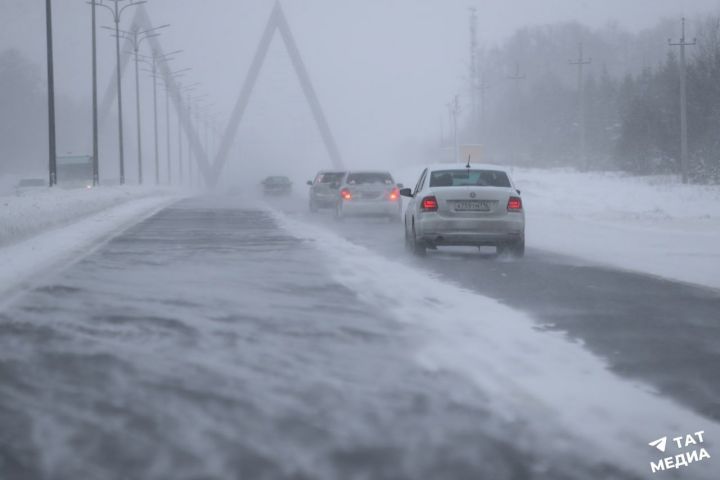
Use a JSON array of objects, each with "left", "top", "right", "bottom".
[
  {"left": 345, "top": 183, "right": 394, "bottom": 202},
  {"left": 431, "top": 186, "right": 513, "bottom": 218}
]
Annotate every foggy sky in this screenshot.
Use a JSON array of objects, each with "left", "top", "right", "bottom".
[{"left": 1, "top": 0, "right": 719, "bottom": 177}]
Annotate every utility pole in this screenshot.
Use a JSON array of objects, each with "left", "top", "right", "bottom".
[
  {"left": 477, "top": 72, "right": 490, "bottom": 144},
  {"left": 669, "top": 18, "right": 696, "bottom": 184},
  {"left": 133, "top": 29, "right": 143, "bottom": 184},
  {"left": 45, "top": 0, "right": 57, "bottom": 187},
  {"left": 177, "top": 95, "right": 183, "bottom": 184},
  {"left": 90, "top": 0, "right": 99, "bottom": 185},
  {"left": 570, "top": 42, "right": 591, "bottom": 171},
  {"left": 447, "top": 95, "right": 460, "bottom": 163},
  {"left": 469, "top": 7, "right": 479, "bottom": 138},
  {"left": 94, "top": 0, "right": 145, "bottom": 185}
]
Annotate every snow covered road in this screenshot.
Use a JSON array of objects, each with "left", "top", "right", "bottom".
[{"left": 0, "top": 195, "right": 718, "bottom": 479}]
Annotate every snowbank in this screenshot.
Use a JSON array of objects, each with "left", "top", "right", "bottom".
[
  {"left": 0, "top": 186, "right": 181, "bottom": 301},
  {"left": 0, "top": 186, "right": 176, "bottom": 247},
  {"left": 514, "top": 168, "right": 720, "bottom": 290}
]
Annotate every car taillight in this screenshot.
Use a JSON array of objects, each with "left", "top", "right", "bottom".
[
  {"left": 421, "top": 196, "right": 438, "bottom": 212},
  {"left": 507, "top": 196, "right": 522, "bottom": 211},
  {"left": 389, "top": 188, "right": 399, "bottom": 201},
  {"left": 340, "top": 188, "right": 352, "bottom": 200}
]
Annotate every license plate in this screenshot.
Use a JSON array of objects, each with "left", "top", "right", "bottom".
[{"left": 454, "top": 200, "right": 491, "bottom": 211}]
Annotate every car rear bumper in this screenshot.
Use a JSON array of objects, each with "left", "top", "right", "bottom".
[
  {"left": 341, "top": 200, "right": 401, "bottom": 216},
  {"left": 417, "top": 214, "right": 524, "bottom": 245},
  {"left": 310, "top": 194, "right": 338, "bottom": 207}
]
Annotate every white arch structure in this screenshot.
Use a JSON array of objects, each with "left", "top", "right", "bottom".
[{"left": 97, "top": 2, "right": 344, "bottom": 187}]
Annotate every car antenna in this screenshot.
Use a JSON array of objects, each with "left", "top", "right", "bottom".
[{"left": 466, "top": 154, "right": 471, "bottom": 170}]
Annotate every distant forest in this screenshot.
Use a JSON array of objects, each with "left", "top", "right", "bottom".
[{"left": 460, "top": 14, "right": 720, "bottom": 183}]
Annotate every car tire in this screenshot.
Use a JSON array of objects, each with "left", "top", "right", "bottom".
[
  {"left": 309, "top": 198, "right": 318, "bottom": 213},
  {"left": 334, "top": 203, "right": 344, "bottom": 222},
  {"left": 411, "top": 221, "right": 426, "bottom": 257},
  {"left": 510, "top": 236, "right": 525, "bottom": 258}
]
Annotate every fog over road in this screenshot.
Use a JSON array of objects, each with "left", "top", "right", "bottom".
[{"left": 0, "top": 195, "right": 718, "bottom": 479}]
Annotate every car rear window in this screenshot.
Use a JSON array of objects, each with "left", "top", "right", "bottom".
[
  {"left": 266, "top": 176, "right": 289, "bottom": 184},
  {"left": 429, "top": 170, "right": 511, "bottom": 188},
  {"left": 318, "top": 173, "right": 344, "bottom": 183},
  {"left": 346, "top": 173, "right": 394, "bottom": 185}
]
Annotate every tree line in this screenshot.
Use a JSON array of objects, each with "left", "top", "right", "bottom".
[{"left": 465, "top": 14, "right": 720, "bottom": 183}]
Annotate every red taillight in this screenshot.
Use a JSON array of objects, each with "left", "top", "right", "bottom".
[
  {"left": 421, "top": 196, "right": 438, "bottom": 212},
  {"left": 340, "top": 189, "right": 352, "bottom": 200},
  {"left": 389, "top": 188, "right": 399, "bottom": 201},
  {"left": 507, "top": 196, "right": 523, "bottom": 211}
]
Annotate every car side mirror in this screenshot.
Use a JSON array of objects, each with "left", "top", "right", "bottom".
[
  {"left": 306, "top": 180, "right": 313, "bottom": 186},
  {"left": 396, "top": 183, "right": 404, "bottom": 188},
  {"left": 399, "top": 188, "right": 413, "bottom": 198},
  {"left": 516, "top": 189, "right": 521, "bottom": 195}
]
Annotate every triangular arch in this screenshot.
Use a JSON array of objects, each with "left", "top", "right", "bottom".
[{"left": 209, "top": 2, "right": 345, "bottom": 185}]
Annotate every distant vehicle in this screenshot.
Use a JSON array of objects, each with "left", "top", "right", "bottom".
[
  {"left": 401, "top": 164, "right": 525, "bottom": 257},
  {"left": 14, "top": 178, "right": 46, "bottom": 196},
  {"left": 334, "top": 171, "right": 402, "bottom": 221},
  {"left": 57, "top": 155, "right": 93, "bottom": 188},
  {"left": 261, "top": 176, "right": 292, "bottom": 195},
  {"left": 307, "top": 170, "right": 346, "bottom": 212}
]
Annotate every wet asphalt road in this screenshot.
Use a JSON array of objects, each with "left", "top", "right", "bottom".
[
  {"left": 0, "top": 194, "right": 718, "bottom": 479},
  {"left": 283, "top": 198, "right": 720, "bottom": 424}
]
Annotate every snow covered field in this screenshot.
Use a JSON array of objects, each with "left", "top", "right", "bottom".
[
  {"left": 395, "top": 166, "right": 720, "bottom": 290},
  {"left": 515, "top": 168, "right": 720, "bottom": 290}
]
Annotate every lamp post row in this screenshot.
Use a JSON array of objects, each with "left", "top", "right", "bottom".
[{"left": 44, "top": 0, "right": 212, "bottom": 188}]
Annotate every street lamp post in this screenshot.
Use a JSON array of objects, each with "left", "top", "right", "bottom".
[
  {"left": 113, "top": 23, "right": 167, "bottom": 184},
  {"left": 90, "top": 0, "right": 99, "bottom": 185},
  {"left": 162, "top": 67, "right": 190, "bottom": 184},
  {"left": 45, "top": 0, "right": 57, "bottom": 187},
  {"left": 93, "top": 0, "right": 146, "bottom": 185}
]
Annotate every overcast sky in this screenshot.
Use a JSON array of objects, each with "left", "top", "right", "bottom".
[{"left": 2, "top": 0, "right": 719, "bottom": 174}]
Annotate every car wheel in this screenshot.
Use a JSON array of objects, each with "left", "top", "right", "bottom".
[
  {"left": 309, "top": 198, "right": 318, "bottom": 213},
  {"left": 404, "top": 219, "right": 413, "bottom": 252},
  {"left": 334, "top": 203, "right": 344, "bottom": 221},
  {"left": 510, "top": 236, "right": 525, "bottom": 258},
  {"left": 411, "top": 221, "right": 426, "bottom": 257}
]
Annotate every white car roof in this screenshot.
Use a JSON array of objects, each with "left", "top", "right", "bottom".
[{"left": 423, "top": 163, "right": 512, "bottom": 173}]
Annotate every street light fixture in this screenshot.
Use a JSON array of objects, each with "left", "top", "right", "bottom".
[{"left": 92, "top": 0, "right": 146, "bottom": 185}]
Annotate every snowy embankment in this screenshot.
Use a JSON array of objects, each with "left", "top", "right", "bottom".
[
  {"left": 271, "top": 207, "right": 717, "bottom": 479},
  {"left": 0, "top": 185, "right": 181, "bottom": 300},
  {"left": 513, "top": 169, "right": 720, "bottom": 290}
]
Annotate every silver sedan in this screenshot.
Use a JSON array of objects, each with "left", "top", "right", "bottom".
[{"left": 401, "top": 164, "right": 525, "bottom": 257}]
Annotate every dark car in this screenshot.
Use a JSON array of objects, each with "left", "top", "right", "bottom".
[
  {"left": 261, "top": 176, "right": 292, "bottom": 196},
  {"left": 307, "top": 170, "right": 346, "bottom": 212}
]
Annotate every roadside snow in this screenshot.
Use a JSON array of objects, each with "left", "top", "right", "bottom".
[
  {"left": 0, "top": 187, "right": 180, "bottom": 301},
  {"left": 514, "top": 168, "right": 720, "bottom": 290},
  {"left": 272, "top": 208, "right": 719, "bottom": 479},
  {"left": 0, "top": 186, "right": 176, "bottom": 247}
]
